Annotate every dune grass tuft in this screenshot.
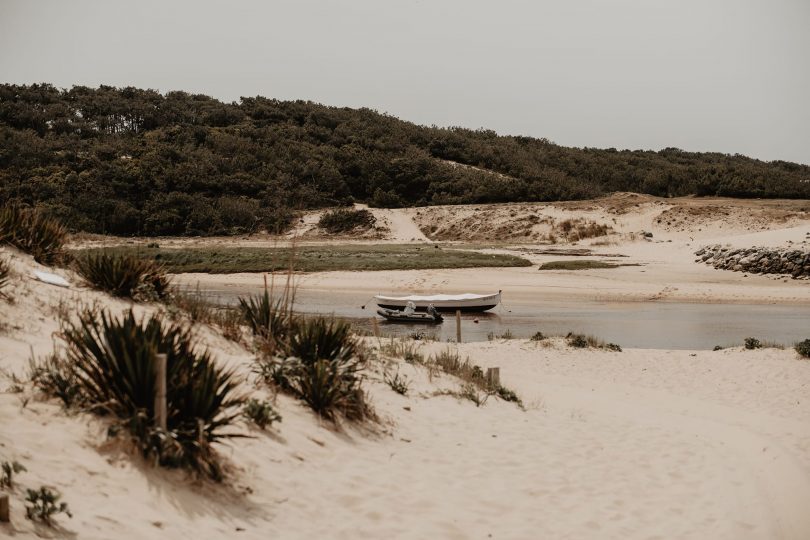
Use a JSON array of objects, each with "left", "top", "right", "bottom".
[
  {"left": 74, "top": 251, "right": 171, "bottom": 300},
  {"left": 0, "top": 205, "right": 68, "bottom": 265}
]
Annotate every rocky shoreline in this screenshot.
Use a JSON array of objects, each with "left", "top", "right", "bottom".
[{"left": 695, "top": 245, "right": 810, "bottom": 278}]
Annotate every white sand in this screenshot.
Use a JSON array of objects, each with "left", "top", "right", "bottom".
[{"left": 3, "top": 196, "right": 810, "bottom": 539}]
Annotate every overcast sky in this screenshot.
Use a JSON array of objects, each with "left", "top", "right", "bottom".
[{"left": 1, "top": 0, "right": 808, "bottom": 164}]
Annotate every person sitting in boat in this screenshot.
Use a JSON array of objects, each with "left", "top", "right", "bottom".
[
  {"left": 403, "top": 301, "right": 416, "bottom": 316},
  {"left": 426, "top": 303, "right": 440, "bottom": 319}
]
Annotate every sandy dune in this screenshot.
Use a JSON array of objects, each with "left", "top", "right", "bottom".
[{"left": 3, "top": 195, "right": 810, "bottom": 539}]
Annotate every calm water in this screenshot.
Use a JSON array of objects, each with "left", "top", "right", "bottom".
[{"left": 196, "top": 286, "right": 810, "bottom": 350}]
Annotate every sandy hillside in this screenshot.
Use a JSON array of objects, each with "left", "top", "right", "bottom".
[
  {"left": 176, "top": 197, "right": 810, "bottom": 307},
  {"left": 2, "top": 246, "right": 810, "bottom": 539}
]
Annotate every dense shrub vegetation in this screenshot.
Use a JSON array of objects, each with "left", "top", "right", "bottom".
[
  {"left": 2, "top": 83, "right": 808, "bottom": 237},
  {"left": 318, "top": 208, "right": 376, "bottom": 233},
  {"left": 794, "top": 339, "right": 810, "bottom": 358}
]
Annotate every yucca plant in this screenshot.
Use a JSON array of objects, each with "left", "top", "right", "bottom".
[
  {"left": 0, "top": 205, "right": 68, "bottom": 265},
  {"left": 281, "top": 317, "right": 358, "bottom": 366},
  {"left": 74, "top": 251, "right": 171, "bottom": 300},
  {"left": 254, "top": 315, "right": 372, "bottom": 421},
  {"left": 61, "top": 308, "right": 245, "bottom": 479},
  {"left": 238, "top": 287, "right": 294, "bottom": 350},
  {"left": 0, "top": 257, "right": 10, "bottom": 294},
  {"left": 291, "top": 357, "right": 368, "bottom": 421}
]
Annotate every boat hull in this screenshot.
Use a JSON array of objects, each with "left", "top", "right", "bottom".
[
  {"left": 376, "top": 303, "right": 498, "bottom": 313},
  {"left": 374, "top": 292, "right": 501, "bottom": 313}
]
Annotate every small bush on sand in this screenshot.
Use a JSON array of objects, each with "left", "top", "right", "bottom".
[
  {"left": 567, "top": 333, "right": 590, "bottom": 348},
  {"left": 74, "top": 251, "right": 171, "bottom": 300},
  {"left": 530, "top": 331, "right": 545, "bottom": 341},
  {"left": 60, "top": 308, "right": 245, "bottom": 480},
  {"left": 254, "top": 316, "right": 373, "bottom": 422},
  {"left": 566, "top": 332, "right": 622, "bottom": 351},
  {"left": 0, "top": 206, "right": 68, "bottom": 265},
  {"left": 380, "top": 339, "right": 424, "bottom": 364},
  {"left": 795, "top": 339, "right": 810, "bottom": 358},
  {"left": 384, "top": 370, "right": 410, "bottom": 395},
  {"left": 424, "top": 348, "right": 523, "bottom": 407},
  {"left": 495, "top": 385, "right": 522, "bottom": 405},
  {"left": 744, "top": 337, "right": 762, "bottom": 350},
  {"left": 318, "top": 208, "right": 375, "bottom": 234},
  {"left": 25, "top": 487, "right": 72, "bottom": 525},
  {"left": 28, "top": 352, "right": 82, "bottom": 408},
  {"left": 1, "top": 460, "right": 26, "bottom": 488},
  {"left": 242, "top": 398, "right": 282, "bottom": 429}
]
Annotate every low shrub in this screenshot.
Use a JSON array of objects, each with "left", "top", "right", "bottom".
[
  {"left": 0, "top": 205, "right": 68, "bottom": 265},
  {"left": 566, "top": 332, "right": 621, "bottom": 351},
  {"left": 380, "top": 339, "right": 424, "bottom": 364},
  {"left": 28, "top": 352, "right": 82, "bottom": 408},
  {"left": 242, "top": 398, "right": 282, "bottom": 429},
  {"left": 25, "top": 487, "right": 72, "bottom": 525},
  {"left": 384, "top": 370, "right": 410, "bottom": 395},
  {"left": 74, "top": 251, "right": 171, "bottom": 300},
  {"left": 318, "top": 208, "right": 376, "bottom": 234},
  {"left": 744, "top": 337, "right": 762, "bottom": 350},
  {"left": 530, "top": 331, "right": 545, "bottom": 341},
  {"left": 254, "top": 316, "right": 372, "bottom": 422},
  {"left": 458, "top": 382, "right": 488, "bottom": 407},
  {"left": 60, "top": 308, "right": 245, "bottom": 480},
  {"left": 567, "top": 333, "right": 590, "bottom": 348},
  {"left": 1, "top": 460, "right": 26, "bottom": 488},
  {"left": 713, "top": 345, "right": 724, "bottom": 351},
  {"left": 495, "top": 385, "right": 523, "bottom": 406},
  {"left": 795, "top": 339, "right": 810, "bottom": 358}
]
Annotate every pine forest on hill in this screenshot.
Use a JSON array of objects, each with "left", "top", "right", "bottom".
[{"left": 1, "top": 83, "right": 808, "bottom": 236}]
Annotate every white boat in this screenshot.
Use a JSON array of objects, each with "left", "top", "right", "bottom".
[{"left": 374, "top": 291, "right": 501, "bottom": 312}]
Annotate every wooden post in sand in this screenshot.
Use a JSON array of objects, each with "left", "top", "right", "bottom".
[
  {"left": 154, "top": 353, "right": 168, "bottom": 431},
  {"left": 456, "top": 310, "right": 462, "bottom": 343},
  {"left": 486, "top": 367, "right": 500, "bottom": 389},
  {"left": 0, "top": 493, "right": 9, "bottom": 522}
]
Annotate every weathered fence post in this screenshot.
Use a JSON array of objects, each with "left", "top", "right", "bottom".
[
  {"left": 486, "top": 367, "right": 500, "bottom": 389},
  {"left": 455, "top": 310, "right": 462, "bottom": 343},
  {"left": 155, "top": 353, "right": 167, "bottom": 431},
  {"left": 0, "top": 493, "right": 9, "bottom": 522}
]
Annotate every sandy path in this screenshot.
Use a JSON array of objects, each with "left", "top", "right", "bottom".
[{"left": 365, "top": 206, "right": 430, "bottom": 242}]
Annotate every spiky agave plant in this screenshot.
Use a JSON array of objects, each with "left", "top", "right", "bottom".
[
  {"left": 0, "top": 257, "right": 10, "bottom": 294},
  {"left": 238, "top": 287, "right": 293, "bottom": 348},
  {"left": 282, "top": 316, "right": 358, "bottom": 366},
  {"left": 74, "top": 251, "right": 171, "bottom": 300},
  {"left": 61, "top": 308, "right": 245, "bottom": 479},
  {"left": 0, "top": 205, "right": 68, "bottom": 265},
  {"left": 276, "top": 316, "right": 371, "bottom": 421}
]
